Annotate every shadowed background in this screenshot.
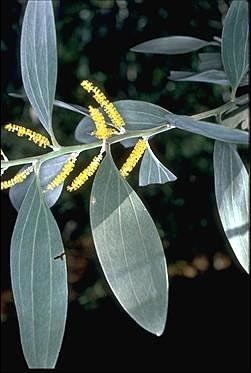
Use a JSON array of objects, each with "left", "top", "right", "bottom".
[{"left": 1, "top": 0, "right": 249, "bottom": 372}]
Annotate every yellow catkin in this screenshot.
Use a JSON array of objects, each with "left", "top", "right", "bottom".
[
  {"left": 4, "top": 123, "right": 51, "bottom": 148},
  {"left": 46, "top": 154, "right": 78, "bottom": 191},
  {"left": 81, "top": 80, "right": 125, "bottom": 129},
  {"left": 120, "top": 139, "right": 147, "bottom": 177},
  {"left": 1, "top": 166, "right": 33, "bottom": 190},
  {"left": 67, "top": 153, "right": 103, "bottom": 192},
  {"left": 88, "top": 106, "right": 116, "bottom": 140}
]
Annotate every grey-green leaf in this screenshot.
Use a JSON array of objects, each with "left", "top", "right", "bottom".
[
  {"left": 213, "top": 141, "right": 249, "bottom": 273},
  {"left": 130, "top": 36, "right": 217, "bottom": 55},
  {"left": 74, "top": 100, "right": 173, "bottom": 144},
  {"left": 10, "top": 177, "right": 68, "bottom": 368},
  {"left": 21, "top": 0, "right": 57, "bottom": 133},
  {"left": 222, "top": 107, "right": 249, "bottom": 129},
  {"left": 164, "top": 113, "right": 249, "bottom": 144},
  {"left": 90, "top": 153, "right": 168, "bottom": 335},
  {"left": 113, "top": 100, "right": 172, "bottom": 130},
  {"left": 139, "top": 147, "right": 177, "bottom": 186},
  {"left": 8, "top": 93, "right": 89, "bottom": 116},
  {"left": 222, "top": 1, "right": 249, "bottom": 94},
  {"left": 9, "top": 155, "right": 69, "bottom": 211},
  {"left": 169, "top": 70, "right": 230, "bottom": 86},
  {"left": 74, "top": 116, "right": 96, "bottom": 144},
  {"left": 54, "top": 100, "right": 89, "bottom": 116},
  {"left": 198, "top": 52, "right": 222, "bottom": 72}
]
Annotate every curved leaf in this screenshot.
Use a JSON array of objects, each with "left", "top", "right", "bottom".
[
  {"left": 130, "top": 36, "right": 217, "bottom": 55},
  {"left": 9, "top": 155, "right": 69, "bottom": 211},
  {"left": 169, "top": 70, "right": 230, "bottom": 86},
  {"left": 90, "top": 153, "right": 168, "bottom": 335},
  {"left": 213, "top": 141, "right": 249, "bottom": 273},
  {"left": 10, "top": 177, "right": 68, "bottom": 368},
  {"left": 21, "top": 0, "right": 57, "bottom": 133},
  {"left": 164, "top": 113, "right": 249, "bottom": 145},
  {"left": 139, "top": 147, "right": 177, "bottom": 186},
  {"left": 222, "top": 1, "right": 249, "bottom": 94}
]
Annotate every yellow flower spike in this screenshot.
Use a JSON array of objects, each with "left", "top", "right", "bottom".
[
  {"left": 1, "top": 166, "right": 34, "bottom": 190},
  {"left": 46, "top": 153, "right": 78, "bottom": 191},
  {"left": 88, "top": 106, "right": 117, "bottom": 140},
  {"left": 120, "top": 139, "right": 148, "bottom": 178},
  {"left": 81, "top": 80, "right": 125, "bottom": 129},
  {"left": 4, "top": 123, "right": 51, "bottom": 148},
  {"left": 67, "top": 152, "right": 103, "bottom": 192}
]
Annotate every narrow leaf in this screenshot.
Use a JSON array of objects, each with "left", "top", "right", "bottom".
[
  {"left": 169, "top": 69, "right": 230, "bottom": 86},
  {"left": 213, "top": 141, "right": 249, "bottom": 273},
  {"left": 198, "top": 52, "right": 222, "bottom": 71},
  {"left": 139, "top": 147, "right": 177, "bottom": 186},
  {"left": 222, "top": 107, "right": 249, "bottom": 129},
  {"left": 10, "top": 177, "right": 68, "bottom": 368},
  {"left": 130, "top": 36, "right": 217, "bottom": 55},
  {"left": 222, "top": 1, "right": 249, "bottom": 94},
  {"left": 90, "top": 153, "right": 168, "bottom": 335},
  {"left": 8, "top": 93, "right": 89, "bottom": 116},
  {"left": 164, "top": 113, "right": 249, "bottom": 145},
  {"left": 54, "top": 100, "right": 89, "bottom": 116},
  {"left": 21, "top": 0, "right": 57, "bottom": 133},
  {"left": 9, "top": 155, "right": 69, "bottom": 211}
]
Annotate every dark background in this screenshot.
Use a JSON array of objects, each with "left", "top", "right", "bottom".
[{"left": 1, "top": 0, "right": 249, "bottom": 372}]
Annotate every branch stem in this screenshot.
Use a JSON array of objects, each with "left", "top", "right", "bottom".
[{"left": 2, "top": 94, "right": 248, "bottom": 170}]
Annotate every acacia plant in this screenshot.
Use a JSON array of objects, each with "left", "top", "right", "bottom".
[{"left": 1, "top": 0, "right": 249, "bottom": 369}]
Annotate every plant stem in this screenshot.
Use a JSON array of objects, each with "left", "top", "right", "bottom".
[
  {"left": 2, "top": 94, "right": 248, "bottom": 170},
  {"left": 191, "top": 94, "right": 248, "bottom": 121},
  {"left": 1, "top": 125, "right": 172, "bottom": 169}
]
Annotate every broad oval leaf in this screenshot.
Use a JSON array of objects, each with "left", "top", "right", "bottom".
[
  {"left": 10, "top": 177, "right": 68, "bottom": 368},
  {"left": 113, "top": 100, "right": 172, "bottom": 130},
  {"left": 139, "top": 147, "right": 177, "bottom": 186},
  {"left": 9, "top": 155, "right": 69, "bottom": 211},
  {"left": 164, "top": 113, "right": 249, "bottom": 145},
  {"left": 90, "top": 154, "right": 168, "bottom": 335},
  {"left": 130, "top": 36, "right": 217, "bottom": 55},
  {"left": 74, "top": 100, "right": 173, "bottom": 145},
  {"left": 21, "top": 0, "right": 57, "bottom": 133},
  {"left": 169, "top": 70, "right": 230, "bottom": 86},
  {"left": 213, "top": 141, "right": 249, "bottom": 273},
  {"left": 222, "top": 1, "right": 249, "bottom": 94},
  {"left": 74, "top": 116, "right": 96, "bottom": 144}
]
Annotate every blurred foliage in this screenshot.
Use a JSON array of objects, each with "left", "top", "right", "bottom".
[{"left": 1, "top": 0, "right": 238, "bottom": 281}]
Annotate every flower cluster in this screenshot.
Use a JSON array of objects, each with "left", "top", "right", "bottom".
[
  {"left": 1, "top": 166, "right": 33, "bottom": 190},
  {"left": 88, "top": 106, "right": 116, "bottom": 140},
  {"left": 1, "top": 82, "right": 147, "bottom": 193},
  {"left": 120, "top": 139, "right": 148, "bottom": 177},
  {"left": 46, "top": 154, "right": 78, "bottom": 191},
  {"left": 4, "top": 123, "right": 51, "bottom": 148},
  {"left": 67, "top": 153, "right": 103, "bottom": 192},
  {"left": 81, "top": 80, "right": 125, "bottom": 130}
]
